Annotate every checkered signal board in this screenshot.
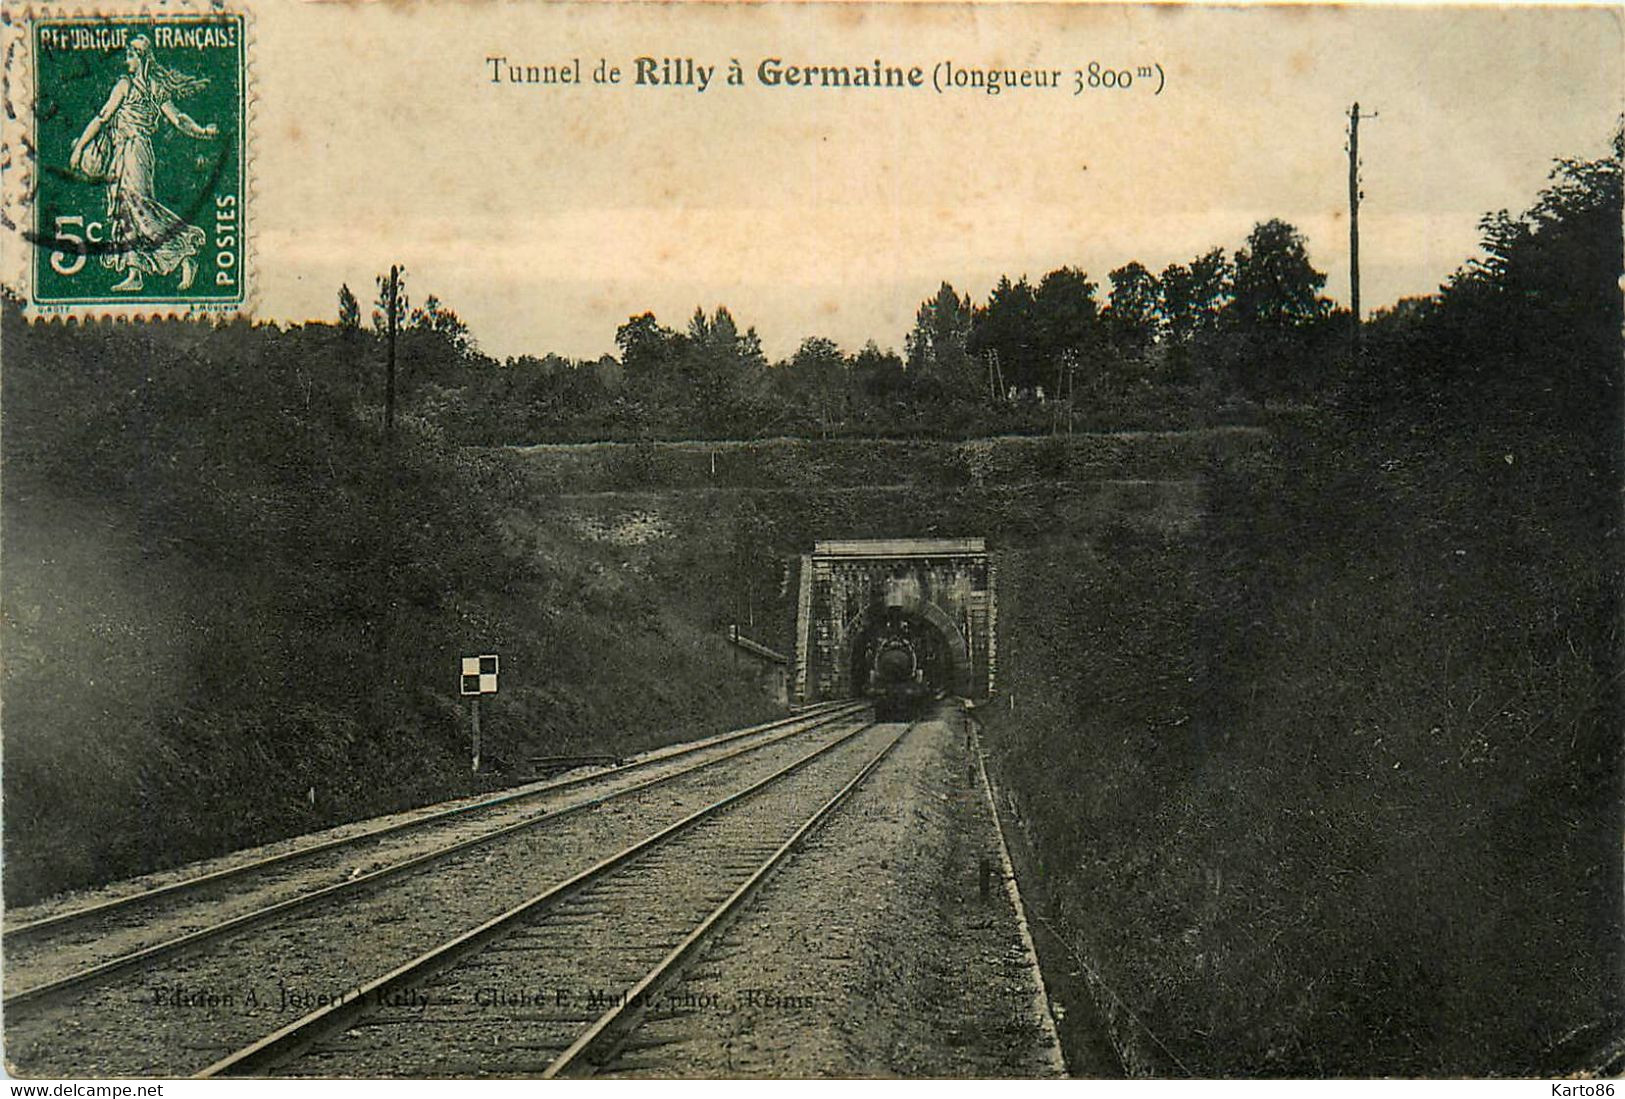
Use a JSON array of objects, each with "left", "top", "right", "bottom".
[{"left": 461, "top": 654, "right": 499, "bottom": 696}]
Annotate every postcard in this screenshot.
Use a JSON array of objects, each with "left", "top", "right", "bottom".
[{"left": 1, "top": 0, "right": 1620, "bottom": 1081}]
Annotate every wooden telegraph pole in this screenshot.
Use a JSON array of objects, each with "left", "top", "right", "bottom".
[
  {"left": 385, "top": 264, "right": 399, "bottom": 441},
  {"left": 1347, "top": 103, "right": 1377, "bottom": 355}
]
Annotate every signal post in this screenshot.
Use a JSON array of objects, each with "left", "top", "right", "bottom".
[{"left": 460, "top": 654, "right": 499, "bottom": 772}]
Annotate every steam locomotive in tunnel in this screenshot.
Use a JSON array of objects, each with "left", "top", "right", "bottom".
[{"left": 858, "top": 607, "right": 946, "bottom": 721}]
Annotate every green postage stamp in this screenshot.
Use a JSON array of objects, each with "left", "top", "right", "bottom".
[{"left": 25, "top": 13, "right": 247, "bottom": 312}]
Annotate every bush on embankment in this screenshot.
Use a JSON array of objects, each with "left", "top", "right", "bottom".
[
  {"left": 504, "top": 428, "right": 1263, "bottom": 497},
  {"left": 0, "top": 311, "right": 778, "bottom": 905}
]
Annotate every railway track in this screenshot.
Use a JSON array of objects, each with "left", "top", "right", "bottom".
[
  {"left": 200, "top": 718, "right": 913, "bottom": 1078},
  {"left": 6, "top": 705, "right": 884, "bottom": 1072},
  {"left": 3, "top": 701, "right": 864, "bottom": 1008},
  {"left": 9, "top": 701, "right": 860, "bottom": 941}
]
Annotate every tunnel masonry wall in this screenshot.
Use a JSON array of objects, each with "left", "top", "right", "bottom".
[{"left": 794, "top": 538, "right": 996, "bottom": 704}]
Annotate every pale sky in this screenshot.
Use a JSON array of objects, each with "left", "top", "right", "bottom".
[{"left": 143, "top": 3, "right": 1625, "bottom": 359}]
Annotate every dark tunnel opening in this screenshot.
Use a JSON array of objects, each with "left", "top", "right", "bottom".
[{"left": 849, "top": 605, "right": 957, "bottom": 697}]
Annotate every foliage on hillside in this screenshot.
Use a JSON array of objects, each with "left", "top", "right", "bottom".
[
  {"left": 983, "top": 135, "right": 1622, "bottom": 1075},
  {"left": 503, "top": 429, "right": 1262, "bottom": 496},
  {"left": 0, "top": 313, "right": 778, "bottom": 904}
]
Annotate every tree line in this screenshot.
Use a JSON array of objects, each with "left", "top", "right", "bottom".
[
  {"left": 325, "top": 129, "right": 1616, "bottom": 448},
  {"left": 328, "top": 216, "right": 1343, "bottom": 443}
]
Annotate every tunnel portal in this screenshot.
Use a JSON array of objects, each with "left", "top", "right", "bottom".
[{"left": 792, "top": 538, "right": 996, "bottom": 704}]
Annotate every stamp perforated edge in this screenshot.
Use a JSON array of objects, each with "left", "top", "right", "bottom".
[{"left": 0, "top": 0, "right": 256, "bottom": 323}]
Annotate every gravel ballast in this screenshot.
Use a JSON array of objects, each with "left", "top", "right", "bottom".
[{"left": 604, "top": 709, "right": 1067, "bottom": 1078}]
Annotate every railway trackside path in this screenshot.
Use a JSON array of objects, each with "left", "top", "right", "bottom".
[{"left": 603, "top": 713, "right": 1068, "bottom": 1078}]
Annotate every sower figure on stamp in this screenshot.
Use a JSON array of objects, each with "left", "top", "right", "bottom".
[{"left": 69, "top": 36, "right": 217, "bottom": 292}]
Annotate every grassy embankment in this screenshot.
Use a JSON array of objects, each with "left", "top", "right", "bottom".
[
  {"left": 984, "top": 412, "right": 1621, "bottom": 1076},
  {"left": 0, "top": 314, "right": 779, "bottom": 905}
]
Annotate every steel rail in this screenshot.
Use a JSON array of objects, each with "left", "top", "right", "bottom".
[
  {"left": 3, "top": 703, "right": 869, "bottom": 1010},
  {"left": 543, "top": 722, "right": 911, "bottom": 1078},
  {"left": 6, "top": 699, "right": 861, "bottom": 944},
  {"left": 197, "top": 719, "right": 885, "bottom": 1078}
]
